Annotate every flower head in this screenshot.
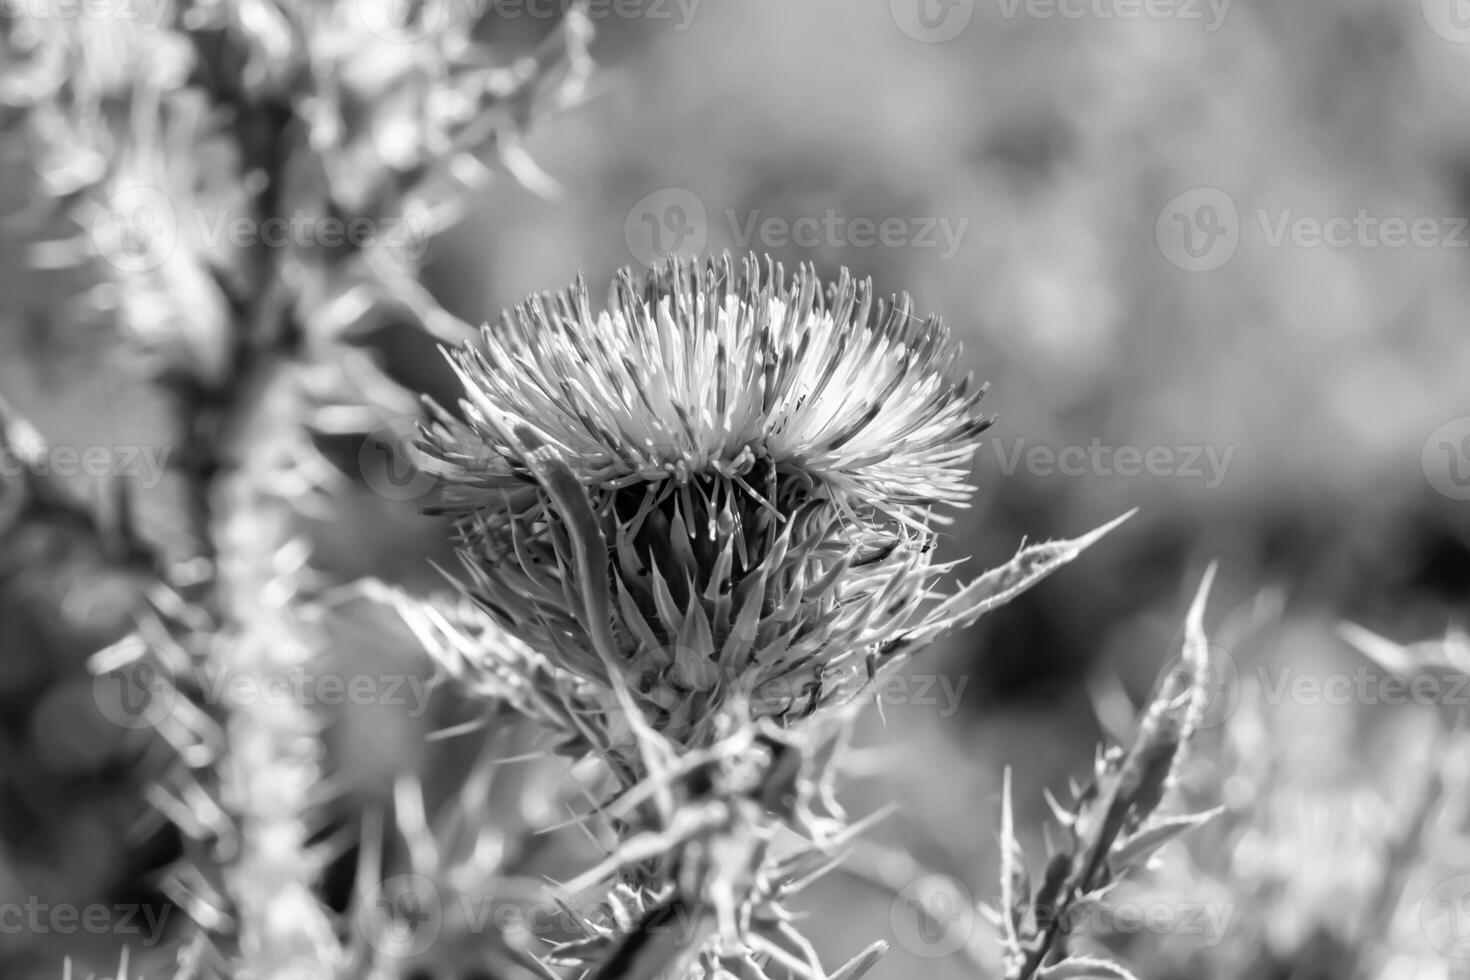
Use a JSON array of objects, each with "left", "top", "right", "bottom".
[
  {"left": 432, "top": 253, "right": 991, "bottom": 514},
  {"left": 420, "top": 253, "right": 993, "bottom": 753}
]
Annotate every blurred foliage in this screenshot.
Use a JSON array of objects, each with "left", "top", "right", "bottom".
[{"left": 1, "top": 0, "right": 1469, "bottom": 978}]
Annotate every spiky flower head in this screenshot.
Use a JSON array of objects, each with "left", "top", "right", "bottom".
[{"left": 419, "top": 253, "right": 993, "bottom": 757}]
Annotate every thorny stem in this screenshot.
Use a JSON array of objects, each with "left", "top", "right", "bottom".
[
  {"left": 210, "top": 371, "right": 339, "bottom": 977},
  {"left": 170, "top": 90, "right": 300, "bottom": 572},
  {"left": 168, "top": 79, "right": 329, "bottom": 971}
]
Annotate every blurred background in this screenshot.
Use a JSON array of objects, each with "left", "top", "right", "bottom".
[{"left": 2, "top": 1, "right": 1469, "bottom": 978}]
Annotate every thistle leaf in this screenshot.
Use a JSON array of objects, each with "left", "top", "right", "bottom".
[
  {"left": 1110, "top": 806, "right": 1226, "bottom": 871},
  {"left": 999, "top": 768, "right": 1033, "bottom": 950},
  {"left": 828, "top": 940, "right": 890, "bottom": 980},
  {"left": 1340, "top": 621, "right": 1470, "bottom": 677},
  {"left": 886, "top": 510, "right": 1137, "bottom": 655}
]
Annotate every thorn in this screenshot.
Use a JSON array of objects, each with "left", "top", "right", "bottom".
[{"left": 1338, "top": 622, "right": 1419, "bottom": 675}]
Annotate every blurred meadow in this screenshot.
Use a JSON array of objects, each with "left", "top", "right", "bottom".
[{"left": 2, "top": 1, "right": 1470, "bottom": 979}]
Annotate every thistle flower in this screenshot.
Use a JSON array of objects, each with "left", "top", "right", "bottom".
[
  {"left": 433, "top": 253, "right": 990, "bottom": 514},
  {"left": 419, "top": 253, "right": 996, "bottom": 756},
  {"left": 406, "top": 257, "right": 1134, "bottom": 980}
]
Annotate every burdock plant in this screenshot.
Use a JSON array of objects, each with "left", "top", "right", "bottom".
[{"left": 410, "top": 252, "right": 1154, "bottom": 978}]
